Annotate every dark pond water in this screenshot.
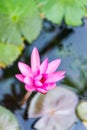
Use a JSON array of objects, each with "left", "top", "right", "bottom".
[{"left": 0, "top": 20, "right": 87, "bottom": 130}]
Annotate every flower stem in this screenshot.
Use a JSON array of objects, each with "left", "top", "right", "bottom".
[{"left": 20, "top": 91, "right": 32, "bottom": 106}]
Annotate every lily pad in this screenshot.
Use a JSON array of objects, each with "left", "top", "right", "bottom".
[
  {"left": 0, "top": 106, "right": 20, "bottom": 130},
  {"left": 0, "top": 0, "right": 42, "bottom": 44},
  {"left": 77, "top": 101, "right": 87, "bottom": 122},
  {"left": 28, "top": 87, "right": 78, "bottom": 130},
  {"left": 83, "top": 121, "right": 87, "bottom": 128},
  {"left": 37, "top": 0, "right": 87, "bottom": 26},
  {"left": 0, "top": 43, "right": 23, "bottom": 68}
]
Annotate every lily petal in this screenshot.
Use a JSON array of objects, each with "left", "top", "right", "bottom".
[
  {"left": 31, "top": 47, "right": 40, "bottom": 70},
  {"left": 35, "top": 75, "right": 42, "bottom": 80},
  {"left": 18, "top": 62, "right": 33, "bottom": 77},
  {"left": 33, "top": 66, "right": 40, "bottom": 77},
  {"left": 40, "top": 58, "right": 48, "bottom": 74},
  {"left": 45, "top": 71, "right": 65, "bottom": 83},
  {"left": 46, "top": 59, "right": 61, "bottom": 74},
  {"left": 34, "top": 81, "right": 43, "bottom": 87},
  {"left": 25, "top": 85, "right": 35, "bottom": 92},
  {"left": 36, "top": 87, "right": 47, "bottom": 94},
  {"left": 15, "top": 74, "right": 24, "bottom": 83},
  {"left": 24, "top": 77, "right": 33, "bottom": 86},
  {"left": 46, "top": 83, "right": 56, "bottom": 90}
]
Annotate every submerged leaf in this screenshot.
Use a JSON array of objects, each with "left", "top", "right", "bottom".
[
  {"left": 37, "top": 0, "right": 87, "bottom": 26},
  {"left": 0, "top": 42, "right": 23, "bottom": 68},
  {"left": 0, "top": 0, "right": 42, "bottom": 44},
  {"left": 28, "top": 87, "right": 78, "bottom": 130},
  {"left": 0, "top": 106, "right": 20, "bottom": 130}
]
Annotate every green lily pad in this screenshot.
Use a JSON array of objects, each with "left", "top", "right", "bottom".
[
  {"left": 37, "top": 0, "right": 87, "bottom": 26},
  {"left": 77, "top": 101, "right": 87, "bottom": 121},
  {"left": 0, "top": 106, "right": 20, "bottom": 130},
  {"left": 0, "top": 0, "right": 42, "bottom": 44},
  {"left": 83, "top": 121, "right": 87, "bottom": 128},
  {"left": 0, "top": 42, "right": 23, "bottom": 68}
]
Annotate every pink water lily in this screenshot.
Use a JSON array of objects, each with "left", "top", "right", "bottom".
[{"left": 15, "top": 47, "right": 65, "bottom": 94}]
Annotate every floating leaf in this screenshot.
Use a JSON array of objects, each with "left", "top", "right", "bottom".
[
  {"left": 83, "top": 121, "right": 87, "bottom": 128},
  {"left": 0, "top": 42, "right": 23, "bottom": 68},
  {"left": 28, "top": 87, "right": 78, "bottom": 130},
  {"left": 77, "top": 101, "right": 87, "bottom": 122},
  {"left": 37, "top": 0, "right": 87, "bottom": 26},
  {"left": 0, "top": 0, "right": 42, "bottom": 44},
  {"left": 0, "top": 106, "right": 20, "bottom": 130}
]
